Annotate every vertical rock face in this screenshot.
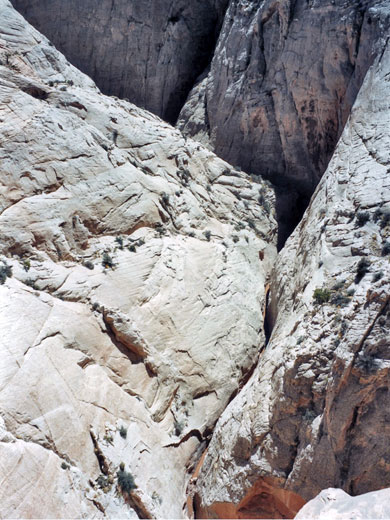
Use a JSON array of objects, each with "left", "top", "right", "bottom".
[
  {"left": 193, "top": 35, "right": 390, "bottom": 518},
  {"left": 178, "top": 0, "right": 390, "bottom": 242},
  {"left": 0, "top": 1, "right": 277, "bottom": 518},
  {"left": 10, "top": 0, "right": 228, "bottom": 123}
]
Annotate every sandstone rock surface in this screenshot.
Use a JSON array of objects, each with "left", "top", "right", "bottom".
[
  {"left": 178, "top": 0, "right": 390, "bottom": 242},
  {"left": 296, "top": 487, "right": 390, "bottom": 519},
  {"left": 193, "top": 31, "right": 390, "bottom": 519},
  {"left": 11, "top": 0, "right": 228, "bottom": 124},
  {"left": 0, "top": 2, "right": 277, "bottom": 518}
]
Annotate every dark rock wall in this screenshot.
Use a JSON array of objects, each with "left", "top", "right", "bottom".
[{"left": 11, "top": 0, "right": 228, "bottom": 123}]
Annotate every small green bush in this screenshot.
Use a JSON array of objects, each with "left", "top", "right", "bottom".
[
  {"left": 381, "top": 242, "right": 390, "bottom": 256},
  {"left": 232, "top": 235, "right": 239, "bottom": 243},
  {"left": 22, "top": 259, "right": 31, "bottom": 272},
  {"left": 115, "top": 237, "right": 124, "bottom": 249},
  {"left": 0, "top": 261, "right": 12, "bottom": 285},
  {"left": 117, "top": 469, "right": 137, "bottom": 494},
  {"left": 373, "top": 271, "right": 384, "bottom": 282},
  {"left": 204, "top": 230, "right": 211, "bottom": 241},
  {"left": 355, "top": 258, "right": 370, "bottom": 283},
  {"left": 356, "top": 211, "right": 370, "bottom": 227},
  {"left": 119, "top": 425, "right": 127, "bottom": 439},
  {"left": 24, "top": 278, "right": 38, "bottom": 290},
  {"left": 313, "top": 288, "right": 331, "bottom": 304},
  {"left": 102, "top": 252, "right": 114, "bottom": 269}
]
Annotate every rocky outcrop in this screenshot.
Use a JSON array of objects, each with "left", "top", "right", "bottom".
[
  {"left": 178, "top": 0, "right": 390, "bottom": 243},
  {"left": 296, "top": 488, "right": 390, "bottom": 519},
  {"left": 10, "top": 0, "right": 228, "bottom": 123},
  {"left": 192, "top": 32, "right": 390, "bottom": 518},
  {"left": 0, "top": 2, "right": 277, "bottom": 518}
]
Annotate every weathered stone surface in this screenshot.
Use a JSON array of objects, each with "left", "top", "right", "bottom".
[
  {"left": 193, "top": 32, "right": 390, "bottom": 518},
  {"left": 296, "top": 488, "right": 390, "bottom": 519},
  {"left": 178, "top": 0, "right": 390, "bottom": 242},
  {"left": 10, "top": 0, "right": 228, "bottom": 124},
  {"left": 0, "top": 1, "right": 277, "bottom": 518}
]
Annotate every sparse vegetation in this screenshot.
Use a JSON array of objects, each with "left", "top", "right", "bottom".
[
  {"left": 161, "top": 192, "right": 170, "bottom": 205},
  {"left": 61, "top": 462, "right": 69, "bottom": 470},
  {"left": 356, "top": 211, "right": 370, "bottom": 227},
  {"left": 0, "top": 261, "right": 12, "bottom": 284},
  {"left": 232, "top": 235, "right": 239, "bottom": 243},
  {"left": 22, "top": 259, "right": 31, "bottom": 272},
  {"left": 373, "top": 271, "right": 384, "bottom": 282},
  {"left": 115, "top": 236, "right": 124, "bottom": 249},
  {"left": 128, "top": 245, "right": 136, "bottom": 252},
  {"left": 174, "top": 419, "right": 184, "bottom": 436},
  {"left": 102, "top": 252, "right": 114, "bottom": 269},
  {"left": 117, "top": 467, "right": 137, "bottom": 494},
  {"left": 313, "top": 288, "right": 331, "bottom": 304},
  {"left": 83, "top": 260, "right": 94, "bottom": 270},
  {"left": 381, "top": 241, "right": 390, "bottom": 256},
  {"left": 119, "top": 425, "right": 127, "bottom": 439},
  {"left": 204, "top": 230, "right": 211, "bottom": 241},
  {"left": 355, "top": 258, "right": 370, "bottom": 283},
  {"left": 23, "top": 278, "right": 38, "bottom": 290},
  {"left": 355, "top": 353, "right": 378, "bottom": 374}
]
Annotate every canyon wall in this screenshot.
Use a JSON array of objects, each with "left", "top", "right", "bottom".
[
  {"left": 0, "top": 1, "right": 277, "bottom": 517},
  {"left": 178, "top": 0, "right": 390, "bottom": 242},
  {"left": 10, "top": 0, "right": 228, "bottom": 123},
  {"left": 193, "top": 34, "right": 390, "bottom": 519}
]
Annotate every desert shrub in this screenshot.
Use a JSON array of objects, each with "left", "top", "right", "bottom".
[
  {"left": 115, "top": 236, "right": 124, "bottom": 249},
  {"left": 313, "top": 288, "right": 331, "bottom": 304},
  {"left": 117, "top": 468, "right": 137, "bottom": 494},
  {"left": 119, "top": 425, "right": 127, "bottom": 439},
  {"left": 24, "top": 278, "right": 38, "bottom": 290},
  {"left": 22, "top": 259, "right": 31, "bottom": 272},
  {"left": 373, "top": 271, "right": 384, "bottom": 282},
  {"left": 204, "top": 230, "right": 211, "bottom": 241},
  {"left": 161, "top": 192, "right": 170, "bottom": 205},
  {"left": 355, "top": 353, "right": 378, "bottom": 373},
  {"left": 83, "top": 260, "right": 94, "bottom": 270},
  {"left": 61, "top": 462, "right": 69, "bottom": 470},
  {"left": 330, "top": 293, "right": 351, "bottom": 307},
  {"left": 128, "top": 245, "right": 136, "bottom": 252},
  {"left": 102, "top": 252, "right": 114, "bottom": 269},
  {"left": 355, "top": 258, "right": 370, "bottom": 283},
  {"left": 0, "top": 261, "right": 12, "bottom": 284},
  {"left": 247, "top": 219, "right": 256, "bottom": 230},
  {"left": 356, "top": 211, "right": 370, "bottom": 227},
  {"left": 381, "top": 241, "right": 390, "bottom": 256},
  {"left": 174, "top": 420, "right": 184, "bottom": 436},
  {"left": 232, "top": 235, "right": 239, "bottom": 243}
]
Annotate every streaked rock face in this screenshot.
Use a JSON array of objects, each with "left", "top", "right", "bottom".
[
  {"left": 10, "top": 0, "right": 228, "bottom": 123},
  {"left": 0, "top": 1, "right": 277, "bottom": 517},
  {"left": 178, "top": 0, "right": 390, "bottom": 242},
  {"left": 193, "top": 34, "right": 390, "bottom": 518}
]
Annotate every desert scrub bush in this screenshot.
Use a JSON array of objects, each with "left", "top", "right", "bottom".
[
  {"left": 355, "top": 353, "right": 378, "bottom": 374},
  {"left": 161, "top": 192, "right": 170, "bottom": 205},
  {"left": 115, "top": 236, "right": 124, "bottom": 249},
  {"left": 0, "top": 261, "right": 12, "bottom": 284},
  {"left": 232, "top": 235, "right": 239, "bottom": 243},
  {"left": 381, "top": 241, "right": 390, "bottom": 256},
  {"left": 61, "top": 461, "right": 70, "bottom": 470},
  {"left": 373, "top": 271, "right": 384, "bottom": 282},
  {"left": 119, "top": 425, "right": 127, "bottom": 439},
  {"left": 204, "top": 230, "right": 211, "bottom": 241},
  {"left": 247, "top": 218, "right": 256, "bottom": 230},
  {"left": 83, "top": 260, "right": 94, "bottom": 270},
  {"left": 355, "top": 258, "right": 371, "bottom": 283},
  {"left": 330, "top": 293, "right": 351, "bottom": 307},
  {"left": 102, "top": 252, "right": 114, "bottom": 269},
  {"left": 22, "top": 259, "right": 31, "bottom": 272},
  {"left": 174, "top": 419, "right": 184, "bottom": 436},
  {"left": 117, "top": 467, "right": 137, "bottom": 494},
  {"left": 313, "top": 288, "right": 331, "bottom": 304},
  {"left": 356, "top": 211, "right": 370, "bottom": 227},
  {"left": 23, "top": 278, "right": 38, "bottom": 290}
]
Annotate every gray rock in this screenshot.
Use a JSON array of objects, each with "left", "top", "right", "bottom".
[
  {"left": 11, "top": 0, "right": 229, "bottom": 123},
  {"left": 193, "top": 30, "right": 390, "bottom": 519},
  {"left": 178, "top": 0, "right": 390, "bottom": 242}
]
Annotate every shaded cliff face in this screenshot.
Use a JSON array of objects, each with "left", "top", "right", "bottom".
[
  {"left": 11, "top": 0, "right": 228, "bottom": 123},
  {"left": 0, "top": 1, "right": 277, "bottom": 518},
  {"left": 178, "top": 0, "right": 390, "bottom": 243},
  {"left": 193, "top": 36, "right": 390, "bottom": 518}
]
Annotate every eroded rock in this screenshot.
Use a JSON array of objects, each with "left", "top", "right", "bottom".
[
  {"left": 0, "top": 1, "right": 277, "bottom": 517},
  {"left": 193, "top": 31, "right": 390, "bottom": 518}
]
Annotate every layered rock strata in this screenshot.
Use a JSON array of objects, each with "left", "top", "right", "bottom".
[
  {"left": 0, "top": 2, "right": 277, "bottom": 518},
  {"left": 11, "top": 0, "right": 228, "bottom": 123},
  {"left": 193, "top": 34, "right": 390, "bottom": 519}
]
